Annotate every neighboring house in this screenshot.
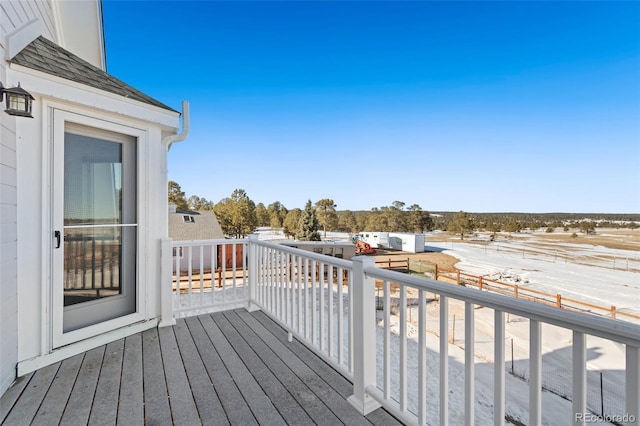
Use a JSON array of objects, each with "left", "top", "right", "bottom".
[
  {"left": 168, "top": 207, "right": 227, "bottom": 272},
  {"left": 0, "top": 0, "right": 185, "bottom": 396}
]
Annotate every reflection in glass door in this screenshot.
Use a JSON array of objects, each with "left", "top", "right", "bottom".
[{"left": 61, "top": 127, "right": 137, "bottom": 333}]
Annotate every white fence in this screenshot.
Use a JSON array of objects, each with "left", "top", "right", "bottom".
[{"left": 162, "top": 237, "right": 640, "bottom": 426}]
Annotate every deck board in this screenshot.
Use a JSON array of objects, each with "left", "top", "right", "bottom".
[
  {"left": 1, "top": 309, "right": 402, "bottom": 426},
  {"left": 0, "top": 372, "right": 33, "bottom": 422},
  {"left": 59, "top": 346, "right": 105, "bottom": 426},
  {"left": 2, "top": 362, "right": 60, "bottom": 426},
  {"left": 225, "top": 310, "right": 362, "bottom": 425},
  {"left": 88, "top": 339, "right": 124, "bottom": 426},
  {"left": 215, "top": 311, "right": 317, "bottom": 425},
  {"left": 172, "top": 319, "right": 229, "bottom": 426},
  {"left": 235, "top": 310, "right": 373, "bottom": 426},
  {"left": 141, "top": 328, "right": 173, "bottom": 425},
  {"left": 158, "top": 326, "right": 201, "bottom": 426},
  {"left": 184, "top": 315, "right": 258, "bottom": 426},
  {"left": 198, "top": 314, "right": 286, "bottom": 426},
  {"left": 31, "top": 354, "right": 83, "bottom": 426},
  {"left": 116, "top": 334, "right": 144, "bottom": 425}
]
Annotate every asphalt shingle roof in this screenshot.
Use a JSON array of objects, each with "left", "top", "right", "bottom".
[
  {"left": 10, "top": 36, "right": 176, "bottom": 112},
  {"left": 169, "top": 211, "right": 224, "bottom": 241}
]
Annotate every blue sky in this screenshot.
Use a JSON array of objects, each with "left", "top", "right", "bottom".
[{"left": 102, "top": 1, "right": 640, "bottom": 213}]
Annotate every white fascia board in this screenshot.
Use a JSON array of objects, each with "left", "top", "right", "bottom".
[
  {"left": 8, "top": 64, "right": 180, "bottom": 130},
  {"left": 5, "top": 19, "right": 49, "bottom": 61}
]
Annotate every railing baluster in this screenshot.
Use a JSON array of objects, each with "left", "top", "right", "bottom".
[
  {"left": 400, "top": 285, "right": 407, "bottom": 412},
  {"left": 312, "top": 260, "right": 317, "bottom": 345},
  {"left": 187, "top": 246, "right": 193, "bottom": 309},
  {"left": 221, "top": 243, "right": 227, "bottom": 304},
  {"left": 320, "top": 262, "right": 325, "bottom": 352},
  {"left": 328, "top": 264, "right": 334, "bottom": 359},
  {"left": 440, "top": 295, "right": 449, "bottom": 426},
  {"left": 210, "top": 242, "right": 216, "bottom": 306},
  {"left": 418, "top": 289, "right": 427, "bottom": 425},
  {"left": 338, "top": 266, "right": 344, "bottom": 366},
  {"left": 285, "top": 253, "right": 291, "bottom": 327},
  {"left": 298, "top": 255, "right": 303, "bottom": 335},
  {"left": 464, "top": 302, "right": 474, "bottom": 426},
  {"left": 383, "top": 280, "right": 391, "bottom": 400},
  {"left": 304, "top": 257, "right": 309, "bottom": 340},
  {"left": 269, "top": 247, "right": 274, "bottom": 312},
  {"left": 175, "top": 245, "right": 181, "bottom": 309},
  {"left": 530, "top": 319, "right": 542, "bottom": 426},
  {"left": 494, "top": 310, "right": 505, "bottom": 426},
  {"left": 349, "top": 269, "right": 354, "bottom": 374},
  {"left": 199, "top": 244, "right": 204, "bottom": 307},
  {"left": 626, "top": 345, "right": 639, "bottom": 426},
  {"left": 232, "top": 242, "right": 237, "bottom": 299}
]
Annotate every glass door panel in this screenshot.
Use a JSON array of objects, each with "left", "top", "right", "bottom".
[{"left": 61, "top": 129, "right": 137, "bottom": 333}]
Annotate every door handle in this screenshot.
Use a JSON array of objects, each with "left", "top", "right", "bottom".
[{"left": 54, "top": 230, "right": 61, "bottom": 249}]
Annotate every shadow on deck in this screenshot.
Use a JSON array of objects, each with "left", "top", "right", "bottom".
[{"left": 1, "top": 309, "right": 400, "bottom": 425}]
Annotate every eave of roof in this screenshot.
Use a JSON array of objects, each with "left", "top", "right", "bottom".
[{"left": 10, "top": 36, "right": 177, "bottom": 113}]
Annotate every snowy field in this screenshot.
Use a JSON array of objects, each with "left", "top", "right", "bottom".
[{"left": 425, "top": 230, "right": 639, "bottom": 320}]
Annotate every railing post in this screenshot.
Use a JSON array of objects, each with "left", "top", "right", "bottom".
[
  {"left": 348, "top": 256, "right": 381, "bottom": 416},
  {"left": 247, "top": 234, "right": 260, "bottom": 312},
  {"left": 159, "top": 238, "right": 176, "bottom": 327},
  {"left": 572, "top": 331, "right": 586, "bottom": 425}
]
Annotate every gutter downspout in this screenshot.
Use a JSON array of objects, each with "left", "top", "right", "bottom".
[
  {"left": 160, "top": 100, "right": 189, "bottom": 328},
  {"left": 163, "top": 100, "right": 190, "bottom": 149}
]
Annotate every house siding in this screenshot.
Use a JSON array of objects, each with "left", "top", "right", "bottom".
[
  {"left": 0, "top": 25, "right": 19, "bottom": 399},
  {"left": 0, "top": 0, "right": 56, "bottom": 396}
]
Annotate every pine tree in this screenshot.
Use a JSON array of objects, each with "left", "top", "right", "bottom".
[
  {"left": 447, "top": 211, "right": 475, "bottom": 240},
  {"left": 314, "top": 198, "right": 338, "bottom": 238},
  {"left": 168, "top": 181, "right": 188, "bottom": 210},
  {"left": 213, "top": 189, "right": 257, "bottom": 238},
  {"left": 297, "top": 200, "right": 321, "bottom": 241}
]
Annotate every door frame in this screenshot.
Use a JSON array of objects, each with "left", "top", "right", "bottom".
[{"left": 51, "top": 108, "right": 149, "bottom": 348}]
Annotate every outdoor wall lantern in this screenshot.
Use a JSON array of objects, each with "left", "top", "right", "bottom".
[{"left": 0, "top": 82, "right": 34, "bottom": 118}]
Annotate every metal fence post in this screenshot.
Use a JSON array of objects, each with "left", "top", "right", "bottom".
[
  {"left": 159, "top": 238, "right": 176, "bottom": 327},
  {"left": 348, "top": 256, "right": 381, "bottom": 415}
]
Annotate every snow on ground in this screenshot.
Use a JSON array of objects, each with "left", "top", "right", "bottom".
[{"left": 426, "top": 234, "right": 640, "bottom": 319}]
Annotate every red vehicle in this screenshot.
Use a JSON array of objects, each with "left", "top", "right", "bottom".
[{"left": 355, "top": 240, "right": 376, "bottom": 255}]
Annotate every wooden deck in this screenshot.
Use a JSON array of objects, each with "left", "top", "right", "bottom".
[{"left": 1, "top": 309, "right": 400, "bottom": 425}]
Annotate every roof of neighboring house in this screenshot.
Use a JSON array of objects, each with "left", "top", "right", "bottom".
[
  {"left": 169, "top": 210, "right": 224, "bottom": 241},
  {"left": 10, "top": 36, "right": 176, "bottom": 112}
]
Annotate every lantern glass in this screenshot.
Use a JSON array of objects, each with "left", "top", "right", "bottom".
[{"left": 4, "top": 91, "right": 33, "bottom": 117}]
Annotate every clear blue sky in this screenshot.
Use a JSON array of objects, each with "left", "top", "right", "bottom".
[{"left": 102, "top": 1, "right": 640, "bottom": 213}]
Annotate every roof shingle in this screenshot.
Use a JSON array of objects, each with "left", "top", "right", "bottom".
[{"left": 10, "top": 36, "right": 176, "bottom": 112}]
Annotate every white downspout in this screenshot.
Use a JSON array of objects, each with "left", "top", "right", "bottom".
[
  {"left": 163, "top": 100, "right": 190, "bottom": 149},
  {"left": 160, "top": 100, "right": 189, "bottom": 327}
]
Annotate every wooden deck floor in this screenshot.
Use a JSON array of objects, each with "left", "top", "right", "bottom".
[{"left": 1, "top": 309, "right": 400, "bottom": 425}]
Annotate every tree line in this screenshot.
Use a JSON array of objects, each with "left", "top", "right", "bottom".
[{"left": 168, "top": 181, "right": 639, "bottom": 240}]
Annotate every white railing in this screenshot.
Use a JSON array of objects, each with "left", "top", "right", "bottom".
[
  {"left": 249, "top": 238, "right": 354, "bottom": 378},
  {"left": 162, "top": 237, "right": 640, "bottom": 426},
  {"left": 163, "top": 238, "right": 249, "bottom": 318}
]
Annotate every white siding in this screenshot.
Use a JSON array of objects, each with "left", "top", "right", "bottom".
[
  {"left": 2, "top": 0, "right": 56, "bottom": 42},
  {"left": 0, "top": 0, "right": 55, "bottom": 396},
  {"left": 0, "top": 32, "right": 18, "bottom": 399}
]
